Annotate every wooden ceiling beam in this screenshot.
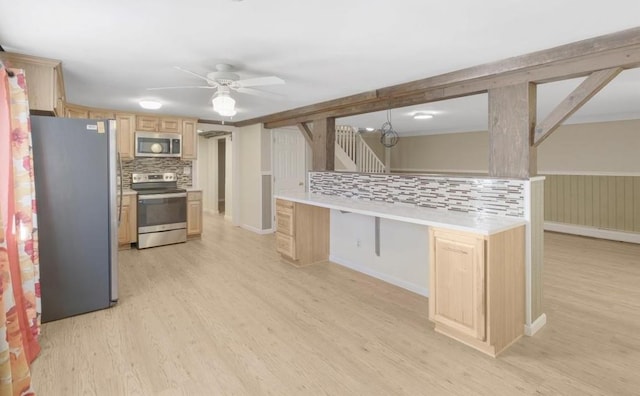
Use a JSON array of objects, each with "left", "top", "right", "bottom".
[
  {"left": 297, "top": 122, "right": 313, "bottom": 145},
  {"left": 264, "top": 44, "right": 640, "bottom": 129},
  {"left": 241, "top": 27, "right": 640, "bottom": 129},
  {"left": 197, "top": 118, "right": 238, "bottom": 126},
  {"left": 533, "top": 67, "right": 623, "bottom": 147},
  {"left": 376, "top": 27, "right": 640, "bottom": 98},
  {"left": 235, "top": 91, "right": 378, "bottom": 127}
]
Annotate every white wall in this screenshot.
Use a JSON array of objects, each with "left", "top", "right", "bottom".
[{"left": 329, "top": 211, "right": 430, "bottom": 296}]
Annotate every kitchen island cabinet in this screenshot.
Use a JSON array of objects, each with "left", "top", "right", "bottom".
[
  {"left": 274, "top": 191, "right": 526, "bottom": 356},
  {"left": 275, "top": 198, "right": 330, "bottom": 266},
  {"left": 429, "top": 226, "right": 524, "bottom": 357}
]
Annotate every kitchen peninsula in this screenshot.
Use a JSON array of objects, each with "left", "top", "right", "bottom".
[{"left": 275, "top": 171, "right": 530, "bottom": 357}]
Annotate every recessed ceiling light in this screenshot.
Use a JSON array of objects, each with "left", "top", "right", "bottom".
[
  {"left": 365, "top": 127, "right": 375, "bottom": 132},
  {"left": 413, "top": 113, "right": 434, "bottom": 120},
  {"left": 139, "top": 100, "right": 162, "bottom": 110}
]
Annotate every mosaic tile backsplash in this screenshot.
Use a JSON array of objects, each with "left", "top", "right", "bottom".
[
  {"left": 121, "top": 158, "right": 193, "bottom": 188},
  {"left": 309, "top": 172, "right": 525, "bottom": 218}
]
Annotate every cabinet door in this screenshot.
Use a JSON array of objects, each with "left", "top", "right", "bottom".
[
  {"left": 65, "top": 106, "right": 89, "bottom": 119},
  {"left": 160, "top": 117, "right": 182, "bottom": 133},
  {"left": 187, "top": 192, "right": 203, "bottom": 236},
  {"left": 187, "top": 199, "right": 203, "bottom": 236},
  {"left": 181, "top": 119, "right": 197, "bottom": 159},
  {"left": 276, "top": 232, "right": 296, "bottom": 260},
  {"left": 136, "top": 116, "right": 159, "bottom": 131},
  {"left": 118, "top": 202, "right": 131, "bottom": 247},
  {"left": 0, "top": 53, "right": 58, "bottom": 113},
  {"left": 115, "top": 113, "right": 136, "bottom": 160},
  {"left": 129, "top": 196, "right": 137, "bottom": 243},
  {"left": 430, "top": 229, "right": 486, "bottom": 341},
  {"left": 89, "top": 110, "right": 116, "bottom": 120}
]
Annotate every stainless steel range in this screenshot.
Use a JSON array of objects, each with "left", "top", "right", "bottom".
[{"left": 131, "top": 172, "right": 187, "bottom": 249}]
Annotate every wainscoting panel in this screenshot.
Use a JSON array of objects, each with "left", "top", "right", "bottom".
[{"left": 543, "top": 175, "right": 640, "bottom": 233}]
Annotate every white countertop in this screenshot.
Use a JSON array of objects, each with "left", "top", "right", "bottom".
[{"left": 275, "top": 192, "right": 527, "bottom": 235}]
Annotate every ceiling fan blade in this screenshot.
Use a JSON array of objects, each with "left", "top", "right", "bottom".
[
  {"left": 235, "top": 87, "right": 283, "bottom": 99},
  {"left": 234, "top": 76, "right": 285, "bottom": 88},
  {"left": 174, "top": 66, "right": 217, "bottom": 85},
  {"left": 147, "top": 85, "right": 217, "bottom": 90}
]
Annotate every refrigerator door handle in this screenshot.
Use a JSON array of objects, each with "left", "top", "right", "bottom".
[{"left": 118, "top": 152, "right": 123, "bottom": 225}]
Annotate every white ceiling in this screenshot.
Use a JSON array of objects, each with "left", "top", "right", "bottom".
[{"left": 1, "top": 0, "right": 639, "bottom": 134}]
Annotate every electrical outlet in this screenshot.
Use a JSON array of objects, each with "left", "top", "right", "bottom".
[
  {"left": 183, "top": 166, "right": 191, "bottom": 175},
  {"left": 356, "top": 239, "right": 362, "bottom": 247}
]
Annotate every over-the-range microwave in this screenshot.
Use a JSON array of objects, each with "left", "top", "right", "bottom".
[{"left": 135, "top": 131, "right": 181, "bottom": 158}]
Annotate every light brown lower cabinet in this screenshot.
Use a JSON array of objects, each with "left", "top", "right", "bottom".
[
  {"left": 187, "top": 191, "right": 203, "bottom": 238},
  {"left": 117, "top": 194, "right": 137, "bottom": 250},
  {"left": 275, "top": 199, "right": 329, "bottom": 266},
  {"left": 428, "top": 226, "right": 525, "bottom": 357}
]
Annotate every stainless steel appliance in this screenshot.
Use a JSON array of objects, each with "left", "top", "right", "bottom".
[
  {"left": 135, "top": 131, "right": 182, "bottom": 158},
  {"left": 30, "top": 116, "right": 119, "bottom": 323},
  {"left": 132, "top": 172, "right": 187, "bottom": 249}
]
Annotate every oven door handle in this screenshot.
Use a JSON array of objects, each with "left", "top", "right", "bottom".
[{"left": 138, "top": 192, "right": 187, "bottom": 200}]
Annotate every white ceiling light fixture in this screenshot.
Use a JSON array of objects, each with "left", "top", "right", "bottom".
[
  {"left": 139, "top": 100, "right": 162, "bottom": 110},
  {"left": 212, "top": 88, "right": 236, "bottom": 117},
  {"left": 413, "top": 112, "right": 434, "bottom": 120}
]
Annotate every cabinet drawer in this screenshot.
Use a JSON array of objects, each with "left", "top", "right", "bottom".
[
  {"left": 187, "top": 191, "right": 202, "bottom": 201},
  {"left": 276, "top": 232, "right": 296, "bottom": 260},
  {"left": 276, "top": 199, "right": 294, "bottom": 210},
  {"left": 276, "top": 210, "right": 294, "bottom": 235}
]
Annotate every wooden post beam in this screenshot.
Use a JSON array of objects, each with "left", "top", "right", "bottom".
[
  {"left": 311, "top": 118, "right": 335, "bottom": 171},
  {"left": 533, "top": 67, "right": 622, "bottom": 146},
  {"left": 297, "top": 122, "right": 313, "bottom": 145},
  {"left": 488, "top": 83, "right": 537, "bottom": 178}
]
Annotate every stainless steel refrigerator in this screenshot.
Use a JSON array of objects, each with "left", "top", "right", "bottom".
[{"left": 31, "top": 116, "right": 119, "bottom": 323}]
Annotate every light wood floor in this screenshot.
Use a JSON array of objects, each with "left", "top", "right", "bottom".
[{"left": 31, "top": 215, "right": 640, "bottom": 395}]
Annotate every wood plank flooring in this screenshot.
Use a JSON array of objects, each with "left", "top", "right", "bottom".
[{"left": 31, "top": 215, "right": 640, "bottom": 395}]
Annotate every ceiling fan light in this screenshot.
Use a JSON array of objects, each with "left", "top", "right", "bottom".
[
  {"left": 212, "top": 91, "right": 236, "bottom": 117},
  {"left": 139, "top": 100, "right": 162, "bottom": 110}
]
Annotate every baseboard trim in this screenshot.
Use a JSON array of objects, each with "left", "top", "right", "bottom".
[
  {"left": 240, "top": 224, "right": 274, "bottom": 235},
  {"left": 525, "top": 313, "right": 547, "bottom": 336},
  {"left": 544, "top": 222, "right": 640, "bottom": 244},
  {"left": 329, "top": 254, "right": 429, "bottom": 297}
]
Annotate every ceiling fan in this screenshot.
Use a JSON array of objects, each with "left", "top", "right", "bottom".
[{"left": 148, "top": 64, "right": 285, "bottom": 117}]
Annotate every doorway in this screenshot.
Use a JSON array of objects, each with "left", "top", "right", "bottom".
[{"left": 218, "top": 139, "right": 226, "bottom": 214}]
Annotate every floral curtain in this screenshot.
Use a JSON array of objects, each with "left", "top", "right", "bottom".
[{"left": 0, "top": 67, "right": 41, "bottom": 395}]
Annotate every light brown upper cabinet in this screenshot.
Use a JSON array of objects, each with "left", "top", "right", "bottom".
[
  {"left": 160, "top": 117, "right": 182, "bottom": 133},
  {"left": 65, "top": 105, "right": 89, "bottom": 119},
  {"left": 181, "top": 119, "right": 198, "bottom": 160},
  {"left": 115, "top": 113, "right": 136, "bottom": 160},
  {"left": 136, "top": 115, "right": 182, "bottom": 133},
  {"left": 0, "top": 52, "right": 65, "bottom": 116},
  {"left": 88, "top": 110, "right": 116, "bottom": 120},
  {"left": 136, "top": 116, "right": 159, "bottom": 132}
]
